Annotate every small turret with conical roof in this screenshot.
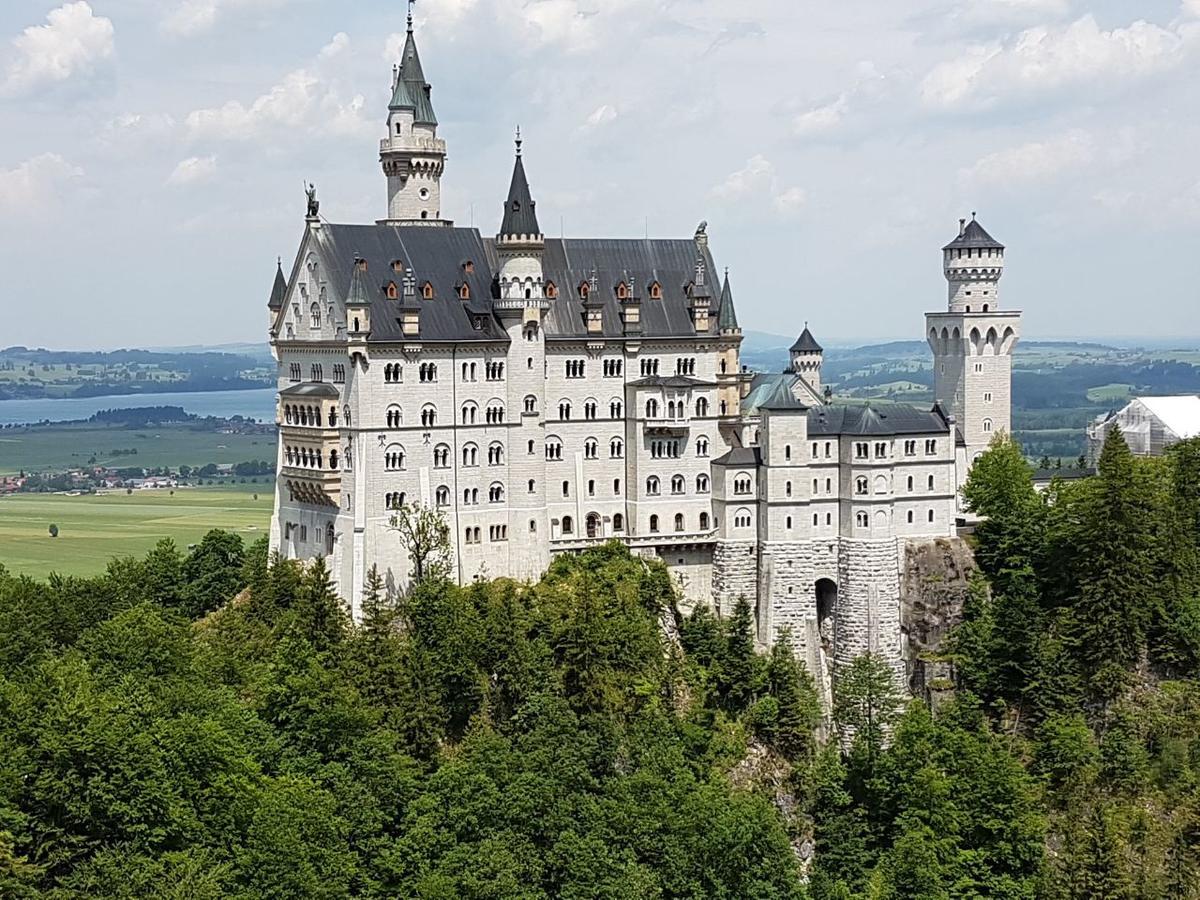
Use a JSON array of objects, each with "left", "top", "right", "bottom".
[
  {"left": 790, "top": 323, "right": 823, "bottom": 394},
  {"left": 380, "top": 8, "right": 448, "bottom": 225},
  {"left": 494, "top": 129, "right": 547, "bottom": 309},
  {"left": 717, "top": 268, "right": 740, "bottom": 335},
  {"left": 345, "top": 256, "right": 372, "bottom": 339}
]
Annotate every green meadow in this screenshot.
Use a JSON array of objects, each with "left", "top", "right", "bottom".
[
  {"left": 0, "top": 486, "right": 272, "bottom": 578},
  {"left": 0, "top": 424, "right": 274, "bottom": 475}
]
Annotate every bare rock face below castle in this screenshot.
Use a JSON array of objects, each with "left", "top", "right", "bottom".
[{"left": 901, "top": 537, "right": 978, "bottom": 699}]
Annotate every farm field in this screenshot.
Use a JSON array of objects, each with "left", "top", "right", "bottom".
[
  {"left": 0, "top": 424, "right": 274, "bottom": 475},
  {"left": 0, "top": 486, "right": 272, "bottom": 577}
]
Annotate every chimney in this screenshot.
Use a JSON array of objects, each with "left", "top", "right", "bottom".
[{"left": 959, "top": 218, "right": 967, "bottom": 237}]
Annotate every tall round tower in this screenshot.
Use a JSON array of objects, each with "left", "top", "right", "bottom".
[{"left": 379, "top": 12, "right": 449, "bottom": 226}]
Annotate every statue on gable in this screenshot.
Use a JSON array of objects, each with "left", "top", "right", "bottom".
[{"left": 306, "top": 183, "right": 320, "bottom": 219}]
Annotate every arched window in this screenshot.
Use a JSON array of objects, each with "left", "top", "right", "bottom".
[
  {"left": 562, "top": 515, "right": 574, "bottom": 535},
  {"left": 907, "top": 475, "right": 914, "bottom": 491},
  {"left": 982, "top": 418, "right": 993, "bottom": 433},
  {"left": 645, "top": 398, "right": 659, "bottom": 418},
  {"left": 486, "top": 403, "right": 504, "bottom": 425},
  {"left": 610, "top": 399, "right": 623, "bottom": 419},
  {"left": 461, "top": 402, "right": 477, "bottom": 425},
  {"left": 436, "top": 486, "right": 450, "bottom": 506},
  {"left": 584, "top": 399, "right": 597, "bottom": 420},
  {"left": 646, "top": 476, "right": 660, "bottom": 496},
  {"left": 695, "top": 397, "right": 709, "bottom": 417},
  {"left": 559, "top": 400, "right": 571, "bottom": 420},
  {"left": 489, "top": 482, "right": 505, "bottom": 503},
  {"left": 874, "top": 475, "right": 888, "bottom": 495},
  {"left": 674, "top": 513, "right": 685, "bottom": 532},
  {"left": 696, "top": 474, "right": 710, "bottom": 493},
  {"left": 386, "top": 405, "right": 402, "bottom": 429},
  {"left": 584, "top": 438, "right": 598, "bottom": 459},
  {"left": 488, "top": 442, "right": 504, "bottom": 465},
  {"left": 421, "top": 404, "right": 437, "bottom": 427},
  {"left": 671, "top": 474, "right": 685, "bottom": 495},
  {"left": 734, "top": 508, "right": 752, "bottom": 528},
  {"left": 855, "top": 476, "right": 868, "bottom": 495},
  {"left": 433, "top": 444, "right": 450, "bottom": 467},
  {"left": 610, "top": 438, "right": 624, "bottom": 458},
  {"left": 310, "top": 303, "right": 321, "bottom": 328},
  {"left": 524, "top": 395, "right": 537, "bottom": 414},
  {"left": 384, "top": 444, "right": 405, "bottom": 471},
  {"left": 907, "top": 510, "right": 914, "bottom": 523},
  {"left": 385, "top": 492, "right": 406, "bottom": 510},
  {"left": 696, "top": 437, "right": 709, "bottom": 457},
  {"left": 545, "top": 438, "right": 563, "bottom": 461},
  {"left": 856, "top": 511, "right": 868, "bottom": 528},
  {"left": 649, "top": 514, "right": 660, "bottom": 533},
  {"left": 734, "top": 476, "right": 751, "bottom": 495},
  {"left": 462, "top": 443, "right": 478, "bottom": 466},
  {"left": 699, "top": 512, "right": 710, "bottom": 530},
  {"left": 613, "top": 513, "right": 624, "bottom": 532},
  {"left": 586, "top": 513, "right": 601, "bottom": 538}
]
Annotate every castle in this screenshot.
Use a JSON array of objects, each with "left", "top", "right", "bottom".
[{"left": 266, "top": 16, "right": 1021, "bottom": 690}]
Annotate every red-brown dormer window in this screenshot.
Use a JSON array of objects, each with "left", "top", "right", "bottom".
[
  {"left": 579, "top": 281, "right": 590, "bottom": 300},
  {"left": 649, "top": 281, "right": 662, "bottom": 300},
  {"left": 616, "top": 282, "right": 629, "bottom": 300},
  {"left": 386, "top": 282, "right": 398, "bottom": 300},
  {"left": 545, "top": 281, "right": 558, "bottom": 299},
  {"left": 459, "top": 283, "right": 470, "bottom": 300},
  {"left": 463, "top": 260, "right": 475, "bottom": 274},
  {"left": 422, "top": 281, "right": 434, "bottom": 300},
  {"left": 391, "top": 259, "right": 405, "bottom": 274}
]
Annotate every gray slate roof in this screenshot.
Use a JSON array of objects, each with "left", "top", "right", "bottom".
[
  {"left": 629, "top": 375, "right": 715, "bottom": 388},
  {"left": 389, "top": 26, "right": 437, "bottom": 126},
  {"left": 808, "top": 402, "right": 949, "bottom": 436},
  {"left": 499, "top": 153, "right": 540, "bottom": 237},
  {"left": 790, "top": 326, "right": 822, "bottom": 354},
  {"left": 268, "top": 261, "right": 288, "bottom": 311},
  {"left": 280, "top": 382, "right": 340, "bottom": 398},
  {"left": 300, "top": 224, "right": 738, "bottom": 344},
  {"left": 943, "top": 217, "right": 1003, "bottom": 251},
  {"left": 712, "top": 447, "right": 761, "bottom": 466}
]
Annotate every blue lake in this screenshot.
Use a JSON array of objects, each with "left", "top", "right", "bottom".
[{"left": 0, "top": 388, "right": 278, "bottom": 427}]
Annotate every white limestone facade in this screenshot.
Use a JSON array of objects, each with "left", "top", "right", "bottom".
[{"left": 264, "top": 20, "right": 1021, "bottom": 695}]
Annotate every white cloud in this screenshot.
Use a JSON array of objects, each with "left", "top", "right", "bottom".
[
  {"left": 793, "top": 95, "right": 849, "bottom": 137},
  {"left": 1, "top": 2, "right": 114, "bottom": 97},
  {"left": 712, "top": 155, "right": 776, "bottom": 200},
  {"left": 0, "top": 154, "right": 83, "bottom": 214},
  {"left": 962, "top": 129, "right": 1096, "bottom": 185},
  {"left": 581, "top": 103, "right": 618, "bottom": 130},
  {"left": 921, "top": 13, "right": 1200, "bottom": 109},
  {"left": 950, "top": 0, "right": 1072, "bottom": 28},
  {"left": 162, "top": 0, "right": 298, "bottom": 38},
  {"left": 1186, "top": 0, "right": 1200, "bottom": 19},
  {"left": 184, "top": 35, "right": 369, "bottom": 142},
  {"left": 712, "top": 155, "right": 805, "bottom": 217},
  {"left": 167, "top": 155, "right": 218, "bottom": 186}
]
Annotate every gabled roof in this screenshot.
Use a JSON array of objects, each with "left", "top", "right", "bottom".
[
  {"left": 790, "top": 325, "right": 822, "bottom": 354},
  {"left": 499, "top": 150, "right": 540, "bottom": 237},
  {"left": 346, "top": 259, "right": 372, "bottom": 307},
  {"left": 389, "top": 25, "right": 437, "bottom": 126},
  {"left": 268, "top": 260, "right": 288, "bottom": 310},
  {"left": 943, "top": 217, "right": 1004, "bottom": 251},
  {"left": 717, "top": 270, "right": 738, "bottom": 330}
]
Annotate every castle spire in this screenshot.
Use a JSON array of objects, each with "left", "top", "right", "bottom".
[
  {"left": 717, "top": 268, "right": 739, "bottom": 331},
  {"left": 499, "top": 132, "right": 540, "bottom": 238}
]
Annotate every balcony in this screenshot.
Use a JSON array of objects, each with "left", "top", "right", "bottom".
[
  {"left": 281, "top": 468, "right": 341, "bottom": 507},
  {"left": 380, "top": 136, "right": 446, "bottom": 155}
]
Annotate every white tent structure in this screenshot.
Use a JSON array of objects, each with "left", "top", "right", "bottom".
[{"left": 1088, "top": 395, "right": 1200, "bottom": 461}]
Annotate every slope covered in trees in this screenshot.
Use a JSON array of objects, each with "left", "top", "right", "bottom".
[{"left": 2, "top": 433, "right": 1198, "bottom": 898}]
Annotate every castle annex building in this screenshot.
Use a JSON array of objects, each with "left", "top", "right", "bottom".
[{"left": 267, "top": 18, "right": 1021, "bottom": 688}]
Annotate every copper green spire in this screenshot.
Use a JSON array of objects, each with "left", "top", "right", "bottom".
[
  {"left": 389, "top": 8, "right": 437, "bottom": 126},
  {"left": 718, "top": 268, "right": 739, "bottom": 330}
]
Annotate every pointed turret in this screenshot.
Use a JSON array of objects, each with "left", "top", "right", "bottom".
[
  {"left": 717, "top": 269, "right": 739, "bottom": 333},
  {"left": 499, "top": 131, "right": 541, "bottom": 239},
  {"left": 346, "top": 257, "right": 372, "bottom": 339},
  {"left": 268, "top": 258, "right": 288, "bottom": 311},
  {"left": 389, "top": 14, "right": 437, "bottom": 126}
]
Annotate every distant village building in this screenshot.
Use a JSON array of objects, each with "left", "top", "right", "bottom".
[
  {"left": 264, "top": 15, "right": 1021, "bottom": 698},
  {"left": 1087, "top": 396, "right": 1200, "bottom": 462}
]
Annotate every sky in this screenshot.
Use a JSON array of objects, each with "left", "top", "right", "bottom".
[{"left": 1, "top": 0, "right": 1199, "bottom": 350}]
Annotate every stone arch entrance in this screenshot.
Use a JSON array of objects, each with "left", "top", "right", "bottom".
[{"left": 586, "top": 512, "right": 602, "bottom": 538}]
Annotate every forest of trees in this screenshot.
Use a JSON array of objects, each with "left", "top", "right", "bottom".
[{"left": 1, "top": 427, "right": 1198, "bottom": 897}]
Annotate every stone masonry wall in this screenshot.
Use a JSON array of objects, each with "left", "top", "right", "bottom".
[
  {"left": 836, "top": 539, "right": 904, "bottom": 682},
  {"left": 900, "top": 537, "right": 977, "bottom": 700},
  {"left": 712, "top": 540, "right": 757, "bottom": 616}
]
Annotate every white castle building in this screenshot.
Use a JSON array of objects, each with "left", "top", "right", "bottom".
[{"left": 267, "top": 18, "right": 1021, "bottom": 685}]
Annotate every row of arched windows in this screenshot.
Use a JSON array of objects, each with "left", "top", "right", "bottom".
[
  {"left": 647, "top": 512, "right": 710, "bottom": 534},
  {"left": 283, "top": 404, "right": 335, "bottom": 428},
  {"left": 644, "top": 474, "right": 710, "bottom": 496},
  {"left": 285, "top": 445, "right": 338, "bottom": 470}
]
